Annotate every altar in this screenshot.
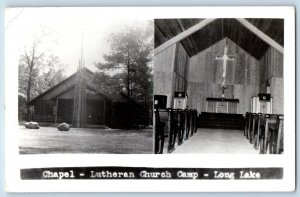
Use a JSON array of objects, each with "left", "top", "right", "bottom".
[{"left": 206, "top": 97, "right": 239, "bottom": 114}]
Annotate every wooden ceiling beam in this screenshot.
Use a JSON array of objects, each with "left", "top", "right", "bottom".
[
  {"left": 177, "top": 19, "right": 197, "bottom": 55},
  {"left": 154, "top": 18, "right": 217, "bottom": 55},
  {"left": 235, "top": 18, "right": 284, "bottom": 54}
]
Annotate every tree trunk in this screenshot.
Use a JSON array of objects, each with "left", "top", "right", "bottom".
[
  {"left": 26, "top": 67, "right": 33, "bottom": 121},
  {"left": 127, "top": 48, "right": 130, "bottom": 99}
]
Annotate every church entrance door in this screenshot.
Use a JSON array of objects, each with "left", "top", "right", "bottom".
[{"left": 86, "top": 100, "right": 105, "bottom": 125}]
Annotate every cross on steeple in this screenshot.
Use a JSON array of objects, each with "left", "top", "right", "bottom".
[{"left": 215, "top": 40, "right": 235, "bottom": 98}]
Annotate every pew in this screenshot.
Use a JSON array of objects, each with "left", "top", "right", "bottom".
[
  {"left": 255, "top": 114, "right": 267, "bottom": 151},
  {"left": 268, "top": 115, "right": 284, "bottom": 154},
  {"left": 244, "top": 112, "right": 284, "bottom": 154},
  {"left": 154, "top": 108, "right": 181, "bottom": 153},
  {"left": 244, "top": 112, "right": 250, "bottom": 137},
  {"left": 154, "top": 107, "right": 198, "bottom": 154},
  {"left": 176, "top": 109, "right": 185, "bottom": 146},
  {"left": 175, "top": 109, "right": 198, "bottom": 146},
  {"left": 184, "top": 109, "right": 190, "bottom": 140},
  {"left": 191, "top": 110, "right": 198, "bottom": 135},
  {"left": 247, "top": 113, "right": 255, "bottom": 142},
  {"left": 255, "top": 114, "right": 284, "bottom": 154},
  {"left": 167, "top": 108, "right": 177, "bottom": 153},
  {"left": 252, "top": 113, "right": 262, "bottom": 150},
  {"left": 250, "top": 113, "right": 257, "bottom": 144},
  {"left": 154, "top": 95, "right": 167, "bottom": 154},
  {"left": 260, "top": 114, "right": 278, "bottom": 154},
  {"left": 154, "top": 108, "right": 166, "bottom": 154}
]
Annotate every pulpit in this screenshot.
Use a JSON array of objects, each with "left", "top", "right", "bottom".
[
  {"left": 251, "top": 93, "right": 272, "bottom": 114},
  {"left": 173, "top": 92, "right": 187, "bottom": 110}
]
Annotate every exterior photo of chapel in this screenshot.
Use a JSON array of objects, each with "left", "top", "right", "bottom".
[
  {"left": 11, "top": 8, "right": 153, "bottom": 154},
  {"left": 27, "top": 66, "right": 140, "bottom": 129}
]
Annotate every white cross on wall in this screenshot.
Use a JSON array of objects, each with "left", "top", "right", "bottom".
[{"left": 215, "top": 42, "right": 235, "bottom": 98}]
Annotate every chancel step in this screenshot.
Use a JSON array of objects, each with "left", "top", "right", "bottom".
[{"left": 198, "top": 112, "right": 245, "bottom": 130}]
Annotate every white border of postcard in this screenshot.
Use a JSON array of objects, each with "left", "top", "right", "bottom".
[{"left": 5, "top": 6, "right": 295, "bottom": 192}]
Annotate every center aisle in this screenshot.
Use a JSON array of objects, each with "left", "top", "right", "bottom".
[{"left": 173, "top": 128, "right": 258, "bottom": 154}]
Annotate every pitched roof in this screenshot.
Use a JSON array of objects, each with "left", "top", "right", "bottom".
[
  {"left": 155, "top": 18, "right": 284, "bottom": 59},
  {"left": 28, "top": 67, "right": 130, "bottom": 104}
]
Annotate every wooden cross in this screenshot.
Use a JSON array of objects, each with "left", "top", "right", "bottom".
[{"left": 215, "top": 41, "right": 235, "bottom": 98}]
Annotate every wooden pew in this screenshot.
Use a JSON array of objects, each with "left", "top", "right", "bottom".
[
  {"left": 192, "top": 110, "right": 198, "bottom": 135},
  {"left": 244, "top": 112, "right": 250, "bottom": 137},
  {"left": 154, "top": 108, "right": 166, "bottom": 154},
  {"left": 248, "top": 113, "right": 257, "bottom": 143},
  {"left": 244, "top": 112, "right": 284, "bottom": 154},
  {"left": 189, "top": 110, "right": 194, "bottom": 137},
  {"left": 168, "top": 109, "right": 199, "bottom": 152},
  {"left": 184, "top": 109, "right": 190, "bottom": 140},
  {"left": 246, "top": 113, "right": 253, "bottom": 140},
  {"left": 154, "top": 108, "right": 178, "bottom": 153},
  {"left": 257, "top": 114, "right": 266, "bottom": 153},
  {"left": 194, "top": 110, "right": 198, "bottom": 133},
  {"left": 253, "top": 113, "right": 262, "bottom": 150},
  {"left": 269, "top": 115, "right": 284, "bottom": 154},
  {"left": 176, "top": 109, "right": 185, "bottom": 146},
  {"left": 259, "top": 114, "right": 279, "bottom": 154},
  {"left": 154, "top": 108, "right": 198, "bottom": 154},
  {"left": 166, "top": 108, "right": 177, "bottom": 153}
]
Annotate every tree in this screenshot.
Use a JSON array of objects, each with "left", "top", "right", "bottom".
[
  {"left": 93, "top": 22, "right": 153, "bottom": 126},
  {"left": 18, "top": 41, "right": 66, "bottom": 121},
  {"left": 93, "top": 72, "right": 125, "bottom": 94},
  {"left": 94, "top": 23, "right": 153, "bottom": 101},
  {"left": 18, "top": 41, "right": 44, "bottom": 121},
  {"left": 36, "top": 55, "right": 66, "bottom": 95}
]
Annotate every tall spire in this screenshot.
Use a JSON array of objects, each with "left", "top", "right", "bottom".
[
  {"left": 72, "top": 31, "right": 87, "bottom": 128},
  {"left": 80, "top": 31, "right": 84, "bottom": 69}
]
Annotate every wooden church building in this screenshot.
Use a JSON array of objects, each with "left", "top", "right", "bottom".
[
  {"left": 154, "top": 18, "right": 284, "bottom": 116},
  {"left": 28, "top": 66, "right": 140, "bottom": 129}
]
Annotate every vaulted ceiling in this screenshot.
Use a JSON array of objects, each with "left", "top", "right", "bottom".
[{"left": 154, "top": 18, "right": 284, "bottom": 59}]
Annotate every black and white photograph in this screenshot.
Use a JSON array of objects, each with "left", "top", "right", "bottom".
[
  {"left": 7, "top": 8, "right": 153, "bottom": 154},
  {"left": 154, "top": 18, "right": 285, "bottom": 154},
  {"left": 4, "top": 7, "right": 295, "bottom": 192}
]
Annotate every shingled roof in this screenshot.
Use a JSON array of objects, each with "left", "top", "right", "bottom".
[{"left": 28, "top": 67, "right": 130, "bottom": 104}]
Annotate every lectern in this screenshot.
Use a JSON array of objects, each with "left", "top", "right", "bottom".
[
  {"left": 251, "top": 93, "right": 272, "bottom": 114},
  {"left": 173, "top": 92, "right": 187, "bottom": 109}
]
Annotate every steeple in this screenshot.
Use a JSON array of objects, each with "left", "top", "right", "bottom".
[{"left": 72, "top": 33, "right": 87, "bottom": 128}]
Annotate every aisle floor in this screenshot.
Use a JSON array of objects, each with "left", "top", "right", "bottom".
[{"left": 173, "top": 128, "right": 259, "bottom": 154}]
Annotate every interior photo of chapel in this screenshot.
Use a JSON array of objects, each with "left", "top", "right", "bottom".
[{"left": 154, "top": 18, "right": 284, "bottom": 154}]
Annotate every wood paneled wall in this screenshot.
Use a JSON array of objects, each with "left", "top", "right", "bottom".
[
  {"left": 154, "top": 44, "right": 176, "bottom": 108},
  {"left": 154, "top": 37, "right": 283, "bottom": 115},
  {"left": 187, "top": 38, "right": 260, "bottom": 113},
  {"left": 259, "top": 47, "right": 284, "bottom": 114},
  {"left": 154, "top": 43, "right": 189, "bottom": 108},
  {"left": 174, "top": 43, "right": 190, "bottom": 92}
]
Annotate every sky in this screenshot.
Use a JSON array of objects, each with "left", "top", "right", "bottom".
[{"left": 5, "top": 7, "right": 152, "bottom": 76}]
